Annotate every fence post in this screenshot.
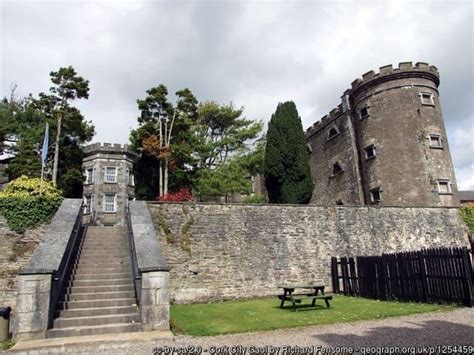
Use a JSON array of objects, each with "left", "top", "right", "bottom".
[
  {"left": 460, "top": 247, "right": 473, "bottom": 307},
  {"left": 331, "top": 257, "right": 339, "bottom": 294},
  {"left": 418, "top": 250, "right": 428, "bottom": 302}
]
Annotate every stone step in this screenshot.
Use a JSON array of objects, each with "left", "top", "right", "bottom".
[
  {"left": 69, "top": 278, "right": 133, "bottom": 287},
  {"left": 61, "top": 291, "right": 135, "bottom": 302},
  {"left": 54, "top": 313, "right": 140, "bottom": 328},
  {"left": 58, "top": 298, "right": 137, "bottom": 310},
  {"left": 79, "top": 250, "right": 129, "bottom": 256},
  {"left": 58, "top": 305, "right": 138, "bottom": 318},
  {"left": 65, "top": 284, "right": 134, "bottom": 294},
  {"left": 47, "top": 322, "right": 141, "bottom": 338},
  {"left": 77, "top": 255, "right": 130, "bottom": 262},
  {"left": 81, "top": 242, "right": 127, "bottom": 248},
  {"left": 73, "top": 267, "right": 132, "bottom": 275},
  {"left": 76, "top": 260, "right": 131, "bottom": 268},
  {"left": 73, "top": 272, "right": 133, "bottom": 281}
]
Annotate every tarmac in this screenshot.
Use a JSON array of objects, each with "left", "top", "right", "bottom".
[{"left": 6, "top": 308, "right": 474, "bottom": 354}]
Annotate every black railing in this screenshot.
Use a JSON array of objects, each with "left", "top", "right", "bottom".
[
  {"left": 126, "top": 204, "right": 142, "bottom": 305},
  {"left": 48, "top": 203, "right": 85, "bottom": 328}
]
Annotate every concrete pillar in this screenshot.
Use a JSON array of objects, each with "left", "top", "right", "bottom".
[
  {"left": 12, "top": 274, "right": 52, "bottom": 341},
  {"left": 140, "top": 271, "right": 170, "bottom": 331}
]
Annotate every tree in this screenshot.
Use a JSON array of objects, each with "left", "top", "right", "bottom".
[
  {"left": 40, "top": 66, "right": 90, "bottom": 184},
  {"left": 264, "top": 101, "right": 314, "bottom": 203},
  {"left": 134, "top": 85, "right": 199, "bottom": 198}
]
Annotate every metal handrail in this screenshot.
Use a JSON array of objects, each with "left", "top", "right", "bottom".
[
  {"left": 126, "top": 204, "right": 142, "bottom": 305},
  {"left": 48, "top": 203, "right": 85, "bottom": 328}
]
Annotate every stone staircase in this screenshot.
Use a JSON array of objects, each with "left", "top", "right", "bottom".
[{"left": 47, "top": 226, "right": 141, "bottom": 338}]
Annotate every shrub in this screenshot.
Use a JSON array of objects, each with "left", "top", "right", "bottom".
[
  {"left": 243, "top": 194, "right": 266, "bottom": 204},
  {"left": 0, "top": 176, "right": 63, "bottom": 233},
  {"left": 157, "top": 188, "right": 193, "bottom": 202}
]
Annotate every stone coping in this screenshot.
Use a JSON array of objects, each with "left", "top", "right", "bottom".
[
  {"left": 129, "top": 201, "right": 169, "bottom": 272},
  {"left": 148, "top": 201, "right": 462, "bottom": 209},
  {"left": 20, "top": 199, "right": 82, "bottom": 275}
]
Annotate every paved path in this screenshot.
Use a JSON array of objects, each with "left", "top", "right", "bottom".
[{"left": 9, "top": 308, "right": 474, "bottom": 354}]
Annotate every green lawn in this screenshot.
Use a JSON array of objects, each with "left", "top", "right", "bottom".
[{"left": 170, "top": 295, "right": 455, "bottom": 336}]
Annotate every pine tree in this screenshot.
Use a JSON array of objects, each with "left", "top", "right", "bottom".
[{"left": 264, "top": 101, "right": 314, "bottom": 203}]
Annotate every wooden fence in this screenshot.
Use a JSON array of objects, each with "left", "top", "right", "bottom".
[{"left": 331, "top": 247, "right": 473, "bottom": 307}]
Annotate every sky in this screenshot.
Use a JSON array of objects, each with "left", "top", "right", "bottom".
[{"left": 1, "top": 0, "right": 473, "bottom": 190}]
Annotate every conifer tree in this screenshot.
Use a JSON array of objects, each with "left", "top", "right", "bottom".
[{"left": 263, "top": 101, "right": 314, "bottom": 203}]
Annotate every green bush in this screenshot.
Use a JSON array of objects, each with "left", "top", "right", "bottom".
[
  {"left": 0, "top": 176, "right": 63, "bottom": 233},
  {"left": 460, "top": 206, "right": 474, "bottom": 234},
  {"left": 243, "top": 194, "right": 266, "bottom": 204}
]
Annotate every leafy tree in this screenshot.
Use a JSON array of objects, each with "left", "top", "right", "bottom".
[
  {"left": 1, "top": 67, "right": 94, "bottom": 198},
  {"left": 264, "top": 101, "right": 314, "bottom": 204},
  {"left": 38, "top": 66, "right": 91, "bottom": 185},
  {"left": 135, "top": 85, "right": 199, "bottom": 198}
]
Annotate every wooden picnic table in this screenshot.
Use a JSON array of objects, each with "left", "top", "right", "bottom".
[{"left": 277, "top": 284, "right": 332, "bottom": 311}]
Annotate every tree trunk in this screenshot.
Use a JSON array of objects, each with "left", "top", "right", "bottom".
[
  {"left": 52, "top": 114, "right": 62, "bottom": 185},
  {"left": 164, "top": 158, "right": 168, "bottom": 195}
]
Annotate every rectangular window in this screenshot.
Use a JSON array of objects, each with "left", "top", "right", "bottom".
[
  {"left": 358, "top": 107, "right": 369, "bottom": 120},
  {"left": 331, "top": 162, "right": 343, "bottom": 176},
  {"left": 104, "top": 194, "right": 116, "bottom": 212},
  {"left": 128, "top": 169, "right": 135, "bottom": 186},
  {"left": 420, "top": 92, "right": 434, "bottom": 106},
  {"left": 84, "top": 195, "right": 92, "bottom": 214},
  {"left": 428, "top": 134, "right": 443, "bottom": 149},
  {"left": 326, "top": 125, "right": 340, "bottom": 142},
  {"left": 437, "top": 179, "right": 452, "bottom": 194},
  {"left": 369, "top": 187, "right": 382, "bottom": 204},
  {"left": 105, "top": 167, "right": 117, "bottom": 183},
  {"left": 364, "top": 144, "right": 376, "bottom": 160},
  {"left": 85, "top": 168, "right": 94, "bottom": 184}
]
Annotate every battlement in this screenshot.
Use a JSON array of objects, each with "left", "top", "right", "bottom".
[
  {"left": 306, "top": 105, "right": 344, "bottom": 137},
  {"left": 350, "top": 62, "right": 439, "bottom": 91},
  {"left": 84, "top": 142, "right": 135, "bottom": 156}
]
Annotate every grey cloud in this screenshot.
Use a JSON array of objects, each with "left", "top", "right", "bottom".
[{"left": 1, "top": 0, "right": 472, "bottom": 188}]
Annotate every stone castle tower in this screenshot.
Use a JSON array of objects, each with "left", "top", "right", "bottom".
[
  {"left": 82, "top": 143, "right": 136, "bottom": 226},
  {"left": 306, "top": 62, "right": 459, "bottom": 206}
]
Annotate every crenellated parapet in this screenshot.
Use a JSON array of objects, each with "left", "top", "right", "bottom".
[
  {"left": 83, "top": 142, "right": 136, "bottom": 157},
  {"left": 349, "top": 62, "right": 439, "bottom": 92}
]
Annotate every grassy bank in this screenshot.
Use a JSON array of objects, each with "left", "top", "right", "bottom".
[{"left": 170, "top": 295, "right": 454, "bottom": 336}]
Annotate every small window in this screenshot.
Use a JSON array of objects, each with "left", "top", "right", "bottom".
[
  {"left": 104, "top": 194, "right": 116, "bottom": 212},
  {"left": 358, "top": 107, "right": 369, "bottom": 120},
  {"left": 437, "top": 179, "right": 452, "bottom": 195},
  {"left": 105, "top": 167, "right": 117, "bottom": 183},
  {"left": 364, "top": 144, "right": 376, "bottom": 160},
  {"left": 127, "top": 169, "right": 135, "bottom": 186},
  {"left": 369, "top": 187, "right": 382, "bottom": 204},
  {"left": 420, "top": 92, "right": 434, "bottom": 106},
  {"left": 336, "top": 199, "right": 344, "bottom": 205},
  {"left": 84, "top": 195, "right": 92, "bottom": 214},
  {"left": 306, "top": 143, "right": 313, "bottom": 154},
  {"left": 85, "top": 168, "right": 94, "bottom": 184},
  {"left": 428, "top": 134, "right": 443, "bottom": 149},
  {"left": 326, "top": 125, "right": 340, "bottom": 141},
  {"left": 331, "top": 162, "right": 344, "bottom": 176}
]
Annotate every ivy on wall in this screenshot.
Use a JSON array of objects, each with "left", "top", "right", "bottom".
[
  {"left": 0, "top": 176, "right": 63, "bottom": 233},
  {"left": 460, "top": 207, "right": 474, "bottom": 235}
]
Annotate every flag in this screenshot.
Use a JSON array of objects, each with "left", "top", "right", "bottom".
[{"left": 41, "top": 123, "right": 49, "bottom": 166}]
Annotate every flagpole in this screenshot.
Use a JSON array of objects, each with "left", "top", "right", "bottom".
[{"left": 40, "top": 122, "right": 49, "bottom": 196}]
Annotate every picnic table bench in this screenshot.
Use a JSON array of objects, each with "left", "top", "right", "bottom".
[{"left": 277, "top": 284, "right": 333, "bottom": 311}]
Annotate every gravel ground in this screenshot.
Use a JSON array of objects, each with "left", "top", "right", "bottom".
[{"left": 10, "top": 308, "right": 474, "bottom": 354}]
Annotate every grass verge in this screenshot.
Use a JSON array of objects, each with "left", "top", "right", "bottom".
[{"left": 170, "top": 295, "right": 455, "bottom": 336}]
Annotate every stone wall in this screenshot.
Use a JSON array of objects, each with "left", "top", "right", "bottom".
[
  {"left": 148, "top": 203, "right": 469, "bottom": 304},
  {"left": 0, "top": 216, "right": 46, "bottom": 309}
]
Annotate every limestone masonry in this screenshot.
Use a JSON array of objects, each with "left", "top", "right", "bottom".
[
  {"left": 82, "top": 143, "right": 136, "bottom": 226},
  {"left": 306, "top": 62, "right": 459, "bottom": 207},
  {"left": 149, "top": 203, "right": 469, "bottom": 303}
]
